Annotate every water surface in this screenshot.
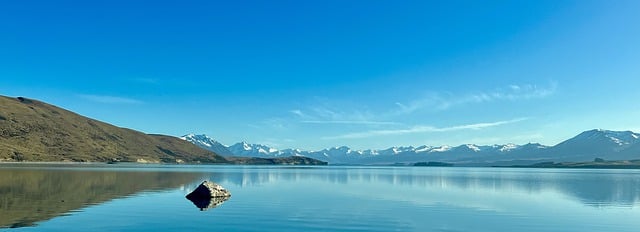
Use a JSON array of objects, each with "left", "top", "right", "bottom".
[{"left": 1, "top": 164, "right": 639, "bottom": 231}]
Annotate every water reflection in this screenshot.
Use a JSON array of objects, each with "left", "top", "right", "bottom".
[
  {"left": 205, "top": 167, "right": 640, "bottom": 207},
  {"left": 0, "top": 167, "right": 201, "bottom": 228},
  {"left": 1, "top": 165, "right": 639, "bottom": 231},
  {"left": 186, "top": 195, "right": 231, "bottom": 211}
]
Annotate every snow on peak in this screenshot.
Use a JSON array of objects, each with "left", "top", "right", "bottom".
[
  {"left": 500, "top": 143, "right": 519, "bottom": 152},
  {"left": 415, "top": 145, "right": 433, "bottom": 153},
  {"left": 603, "top": 131, "right": 640, "bottom": 145},
  {"left": 181, "top": 133, "right": 195, "bottom": 139},
  {"left": 608, "top": 136, "right": 625, "bottom": 145},
  {"left": 464, "top": 144, "right": 481, "bottom": 152},
  {"left": 430, "top": 145, "right": 451, "bottom": 152},
  {"left": 591, "top": 130, "right": 640, "bottom": 145},
  {"left": 242, "top": 142, "right": 252, "bottom": 150},
  {"left": 180, "top": 134, "right": 221, "bottom": 148}
]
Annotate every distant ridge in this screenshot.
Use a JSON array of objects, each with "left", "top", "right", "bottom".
[
  {"left": 181, "top": 134, "right": 234, "bottom": 156},
  {"left": 183, "top": 129, "right": 640, "bottom": 165},
  {"left": 0, "top": 95, "right": 227, "bottom": 163}
]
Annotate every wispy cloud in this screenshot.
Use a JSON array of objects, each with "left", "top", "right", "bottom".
[
  {"left": 248, "top": 117, "right": 289, "bottom": 130},
  {"left": 484, "top": 82, "right": 557, "bottom": 101},
  {"left": 290, "top": 104, "right": 399, "bottom": 126},
  {"left": 255, "top": 138, "right": 296, "bottom": 149},
  {"left": 302, "top": 120, "right": 401, "bottom": 125},
  {"left": 322, "top": 117, "right": 529, "bottom": 140},
  {"left": 78, "top": 94, "right": 143, "bottom": 104},
  {"left": 289, "top": 109, "right": 307, "bottom": 118},
  {"left": 463, "top": 133, "right": 545, "bottom": 145},
  {"left": 395, "top": 82, "right": 557, "bottom": 114},
  {"left": 130, "top": 78, "right": 159, "bottom": 85}
]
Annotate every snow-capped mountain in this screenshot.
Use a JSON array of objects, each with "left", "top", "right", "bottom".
[
  {"left": 181, "top": 129, "right": 640, "bottom": 165},
  {"left": 180, "top": 134, "right": 234, "bottom": 156},
  {"left": 546, "top": 129, "right": 640, "bottom": 161},
  {"left": 227, "top": 142, "right": 284, "bottom": 158}
]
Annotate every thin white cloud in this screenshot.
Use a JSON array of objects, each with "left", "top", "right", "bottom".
[
  {"left": 322, "top": 117, "right": 529, "bottom": 140},
  {"left": 302, "top": 120, "right": 400, "bottom": 125},
  {"left": 395, "top": 82, "right": 557, "bottom": 114},
  {"left": 248, "top": 117, "right": 296, "bottom": 132},
  {"left": 289, "top": 109, "right": 306, "bottom": 118},
  {"left": 78, "top": 94, "right": 143, "bottom": 104},
  {"left": 483, "top": 82, "right": 557, "bottom": 101},
  {"left": 463, "top": 133, "right": 545, "bottom": 145},
  {"left": 130, "top": 78, "right": 159, "bottom": 84},
  {"left": 290, "top": 105, "right": 386, "bottom": 126},
  {"left": 310, "top": 106, "right": 343, "bottom": 120},
  {"left": 255, "top": 138, "right": 297, "bottom": 149}
]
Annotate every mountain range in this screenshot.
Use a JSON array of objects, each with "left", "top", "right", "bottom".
[
  {"left": 182, "top": 129, "right": 640, "bottom": 165},
  {"left": 2, "top": 94, "right": 636, "bottom": 166},
  {"left": 0, "top": 95, "right": 325, "bottom": 165}
]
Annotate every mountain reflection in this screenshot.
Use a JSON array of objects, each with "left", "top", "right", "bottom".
[
  {"left": 0, "top": 167, "right": 201, "bottom": 228},
  {"left": 2, "top": 165, "right": 638, "bottom": 229},
  {"left": 206, "top": 167, "right": 640, "bottom": 207}
]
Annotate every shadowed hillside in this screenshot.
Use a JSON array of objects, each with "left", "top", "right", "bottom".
[{"left": 0, "top": 96, "right": 227, "bottom": 163}]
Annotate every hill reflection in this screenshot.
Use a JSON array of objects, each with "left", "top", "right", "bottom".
[
  {"left": 2, "top": 165, "right": 638, "bottom": 229},
  {"left": 0, "top": 167, "right": 201, "bottom": 228},
  {"left": 205, "top": 167, "right": 640, "bottom": 207}
]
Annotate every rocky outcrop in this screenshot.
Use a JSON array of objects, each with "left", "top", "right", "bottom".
[{"left": 185, "top": 181, "right": 231, "bottom": 211}]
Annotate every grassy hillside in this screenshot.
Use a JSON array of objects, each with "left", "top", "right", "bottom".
[{"left": 0, "top": 96, "right": 227, "bottom": 163}]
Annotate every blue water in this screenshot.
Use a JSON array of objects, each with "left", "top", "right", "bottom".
[{"left": 1, "top": 165, "right": 640, "bottom": 231}]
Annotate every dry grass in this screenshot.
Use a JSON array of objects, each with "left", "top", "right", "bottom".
[{"left": 0, "top": 96, "right": 227, "bottom": 163}]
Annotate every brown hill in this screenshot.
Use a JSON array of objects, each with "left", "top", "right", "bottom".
[{"left": 0, "top": 96, "right": 227, "bottom": 163}]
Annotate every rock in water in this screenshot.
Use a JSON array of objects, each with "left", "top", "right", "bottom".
[
  {"left": 187, "top": 195, "right": 231, "bottom": 211},
  {"left": 186, "top": 181, "right": 231, "bottom": 211},
  {"left": 187, "top": 181, "right": 231, "bottom": 198}
]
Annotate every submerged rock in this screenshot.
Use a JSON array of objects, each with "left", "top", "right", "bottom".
[{"left": 186, "top": 181, "right": 231, "bottom": 211}]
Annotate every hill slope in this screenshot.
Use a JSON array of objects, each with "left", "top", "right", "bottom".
[{"left": 0, "top": 96, "right": 227, "bottom": 163}]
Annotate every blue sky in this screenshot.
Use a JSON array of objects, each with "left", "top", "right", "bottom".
[{"left": 2, "top": 0, "right": 639, "bottom": 150}]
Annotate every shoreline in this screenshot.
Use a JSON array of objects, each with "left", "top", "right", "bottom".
[{"left": 2, "top": 161, "right": 640, "bottom": 169}]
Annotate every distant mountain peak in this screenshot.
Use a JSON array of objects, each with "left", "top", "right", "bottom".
[
  {"left": 180, "top": 129, "right": 640, "bottom": 165},
  {"left": 180, "top": 134, "right": 234, "bottom": 156},
  {"left": 430, "top": 145, "right": 452, "bottom": 152},
  {"left": 499, "top": 143, "right": 519, "bottom": 152},
  {"left": 181, "top": 134, "right": 223, "bottom": 147},
  {"left": 571, "top": 129, "right": 640, "bottom": 146},
  {"left": 463, "top": 144, "right": 481, "bottom": 152}
]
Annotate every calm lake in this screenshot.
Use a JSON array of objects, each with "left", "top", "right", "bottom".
[{"left": 1, "top": 164, "right": 639, "bottom": 231}]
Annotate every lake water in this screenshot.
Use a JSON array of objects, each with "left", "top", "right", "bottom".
[{"left": 1, "top": 164, "right": 640, "bottom": 231}]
